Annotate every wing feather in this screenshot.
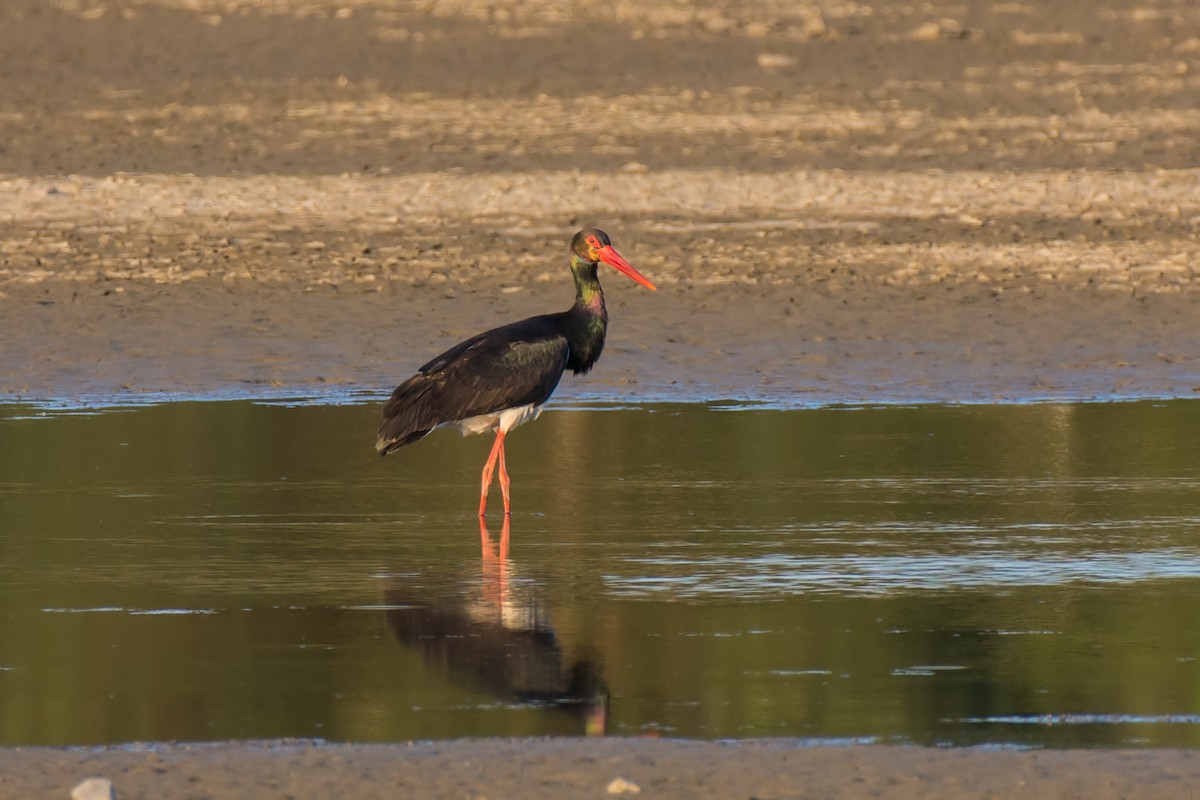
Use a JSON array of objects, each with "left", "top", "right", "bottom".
[{"left": 376, "top": 315, "right": 569, "bottom": 455}]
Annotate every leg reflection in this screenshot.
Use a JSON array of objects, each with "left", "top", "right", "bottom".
[
  {"left": 386, "top": 516, "right": 608, "bottom": 735},
  {"left": 480, "top": 515, "right": 510, "bottom": 610},
  {"left": 480, "top": 514, "right": 510, "bottom": 561}
]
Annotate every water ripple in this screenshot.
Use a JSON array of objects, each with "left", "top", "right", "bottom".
[{"left": 610, "top": 547, "right": 1200, "bottom": 598}]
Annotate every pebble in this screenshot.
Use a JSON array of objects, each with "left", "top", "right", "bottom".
[
  {"left": 910, "top": 21, "right": 944, "bottom": 41},
  {"left": 757, "top": 53, "right": 797, "bottom": 69},
  {"left": 798, "top": 8, "right": 828, "bottom": 38},
  {"left": 71, "top": 777, "right": 115, "bottom": 800},
  {"left": 606, "top": 777, "right": 641, "bottom": 794}
]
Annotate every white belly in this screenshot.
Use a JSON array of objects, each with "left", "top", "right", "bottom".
[{"left": 446, "top": 402, "right": 545, "bottom": 437}]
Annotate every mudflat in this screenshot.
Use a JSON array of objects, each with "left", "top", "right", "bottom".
[
  {"left": 2, "top": 0, "right": 1199, "bottom": 406},
  {"left": 3, "top": 0, "right": 1200, "bottom": 795},
  {"left": 4, "top": 739, "right": 1200, "bottom": 800}
]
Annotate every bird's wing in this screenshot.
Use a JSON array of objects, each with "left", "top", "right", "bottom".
[
  {"left": 377, "top": 316, "right": 569, "bottom": 453},
  {"left": 425, "top": 322, "right": 569, "bottom": 415}
]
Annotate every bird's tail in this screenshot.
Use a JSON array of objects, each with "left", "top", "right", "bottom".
[
  {"left": 375, "top": 429, "right": 428, "bottom": 457},
  {"left": 376, "top": 376, "right": 437, "bottom": 456}
]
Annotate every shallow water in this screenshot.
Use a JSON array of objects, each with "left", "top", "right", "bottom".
[{"left": 2, "top": 400, "right": 1199, "bottom": 747}]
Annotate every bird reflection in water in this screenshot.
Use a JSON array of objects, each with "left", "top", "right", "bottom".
[{"left": 383, "top": 516, "right": 609, "bottom": 736}]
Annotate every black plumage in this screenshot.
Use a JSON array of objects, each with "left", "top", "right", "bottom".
[{"left": 376, "top": 316, "right": 570, "bottom": 455}]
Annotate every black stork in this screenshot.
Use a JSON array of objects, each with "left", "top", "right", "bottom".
[{"left": 376, "top": 228, "right": 656, "bottom": 516}]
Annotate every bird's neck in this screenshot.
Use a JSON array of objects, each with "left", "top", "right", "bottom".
[
  {"left": 570, "top": 255, "right": 608, "bottom": 317},
  {"left": 565, "top": 256, "right": 609, "bottom": 374}
]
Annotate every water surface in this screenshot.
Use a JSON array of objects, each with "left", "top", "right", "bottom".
[{"left": 2, "top": 400, "right": 1199, "bottom": 747}]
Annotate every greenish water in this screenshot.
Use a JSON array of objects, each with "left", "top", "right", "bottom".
[{"left": 1, "top": 400, "right": 1200, "bottom": 747}]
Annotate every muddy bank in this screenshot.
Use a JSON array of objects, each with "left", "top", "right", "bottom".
[
  {"left": 4, "top": 739, "right": 1200, "bottom": 800},
  {"left": 3, "top": 169, "right": 1200, "bottom": 405},
  {"left": 3, "top": 0, "right": 1200, "bottom": 405},
  {"left": 3, "top": 0, "right": 1200, "bottom": 176}
]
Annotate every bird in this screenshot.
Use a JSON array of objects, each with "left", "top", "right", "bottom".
[{"left": 376, "top": 228, "right": 656, "bottom": 516}]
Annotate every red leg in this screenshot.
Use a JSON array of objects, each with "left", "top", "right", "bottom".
[
  {"left": 478, "top": 429, "right": 506, "bottom": 517},
  {"left": 497, "top": 433, "right": 512, "bottom": 516}
]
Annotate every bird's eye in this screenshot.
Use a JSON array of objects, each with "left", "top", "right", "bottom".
[{"left": 587, "top": 237, "right": 599, "bottom": 248}]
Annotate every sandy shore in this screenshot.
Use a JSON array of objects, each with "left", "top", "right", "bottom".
[
  {"left": 3, "top": 168, "right": 1200, "bottom": 405},
  {"left": 3, "top": 0, "right": 1200, "bottom": 406},
  {"left": 4, "top": 739, "right": 1200, "bottom": 800},
  {"left": 4, "top": 0, "right": 1200, "bottom": 794}
]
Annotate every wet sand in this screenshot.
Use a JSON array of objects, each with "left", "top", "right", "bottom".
[
  {"left": 4, "top": 168, "right": 1200, "bottom": 405},
  {"left": 3, "top": 0, "right": 1200, "bottom": 406},
  {"left": 5, "top": 739, "right": 1200, "bottom": 800},
  {"left": 3, "top": 0, "right": 1200, "bottom": 794}
]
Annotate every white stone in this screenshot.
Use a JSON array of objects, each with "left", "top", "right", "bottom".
[
  {"left": 71, "top": 777, "right": 115, "bottom": 800},
  {"left": 606, "top": 777, "right": 641, "bottom": 794}
]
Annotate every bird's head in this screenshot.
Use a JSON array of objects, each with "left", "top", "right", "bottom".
[{"left": 571, "top": 228, "right": 656, "bottom": 291}]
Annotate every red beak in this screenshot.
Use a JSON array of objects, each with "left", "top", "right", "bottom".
[{"left": 597, "top": 245, "right": 656, "bottom": 291}]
